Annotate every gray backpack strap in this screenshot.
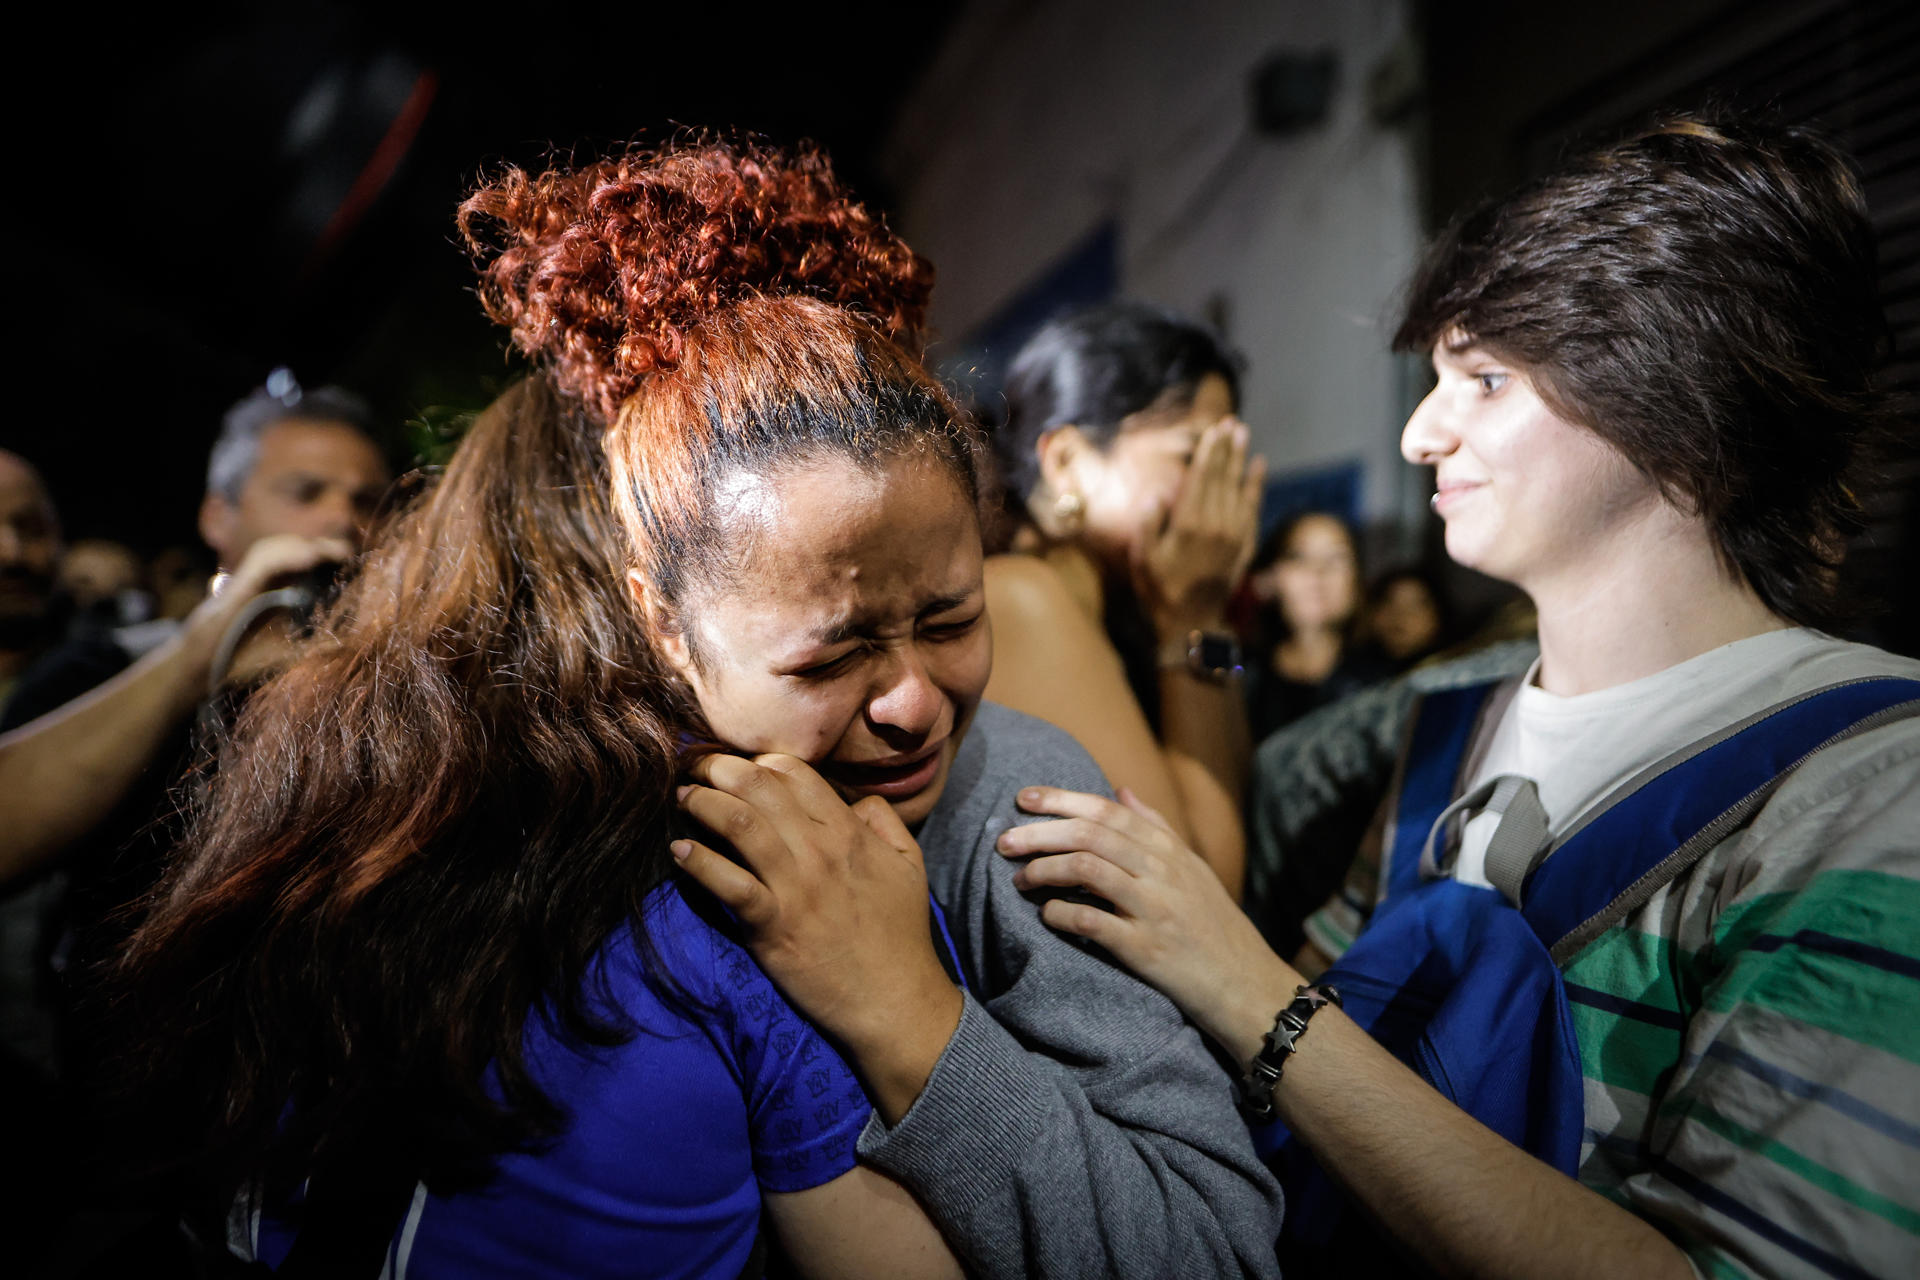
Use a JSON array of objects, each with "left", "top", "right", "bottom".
[
  {"left": 1481, "top": 777, "right": 1551, "bottom": 906},
  {"left": 1417, "top": 773, "right": 1551, "bottom": 909}
]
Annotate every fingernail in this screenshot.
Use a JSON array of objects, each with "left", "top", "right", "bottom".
[
  {"left": 1019, "top": 788, "right": 1041, "bottom": 805},
  {"left": 676, "top": 785, "right": 692, "bottom": 803},
  {"left": 670, "top": 840, "right": 692, "bottom": 862}
]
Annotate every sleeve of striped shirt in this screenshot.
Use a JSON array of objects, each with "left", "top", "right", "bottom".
[{"left": 1613, "top": 727, "right": 1920, "bottom": 1280}]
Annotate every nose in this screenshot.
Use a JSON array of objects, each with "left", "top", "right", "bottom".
[
  {"left": 1401, "top": 384, "right": 1454, "bottom": 466},
  {"left": 309, "top": 487, "right": 360, "bottom": 543},
  {"left": 866, "top": 644, "right": 946, "bottom": 741}
]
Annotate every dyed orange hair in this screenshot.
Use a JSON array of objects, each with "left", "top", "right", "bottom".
[
  {"left": 460, "top": 138, "right": 934, "bottom": 417},
  {"left": 460, "top": 137, "right": 986, "bottom": 651}
]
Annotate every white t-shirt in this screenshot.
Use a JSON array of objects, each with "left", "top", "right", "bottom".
[{"left": 1451, "top": 628, "right": 1920, "bottom": 888}]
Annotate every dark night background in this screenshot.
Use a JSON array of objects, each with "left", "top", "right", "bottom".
[
  {"left": 10, "top": 2, "right": 957, "bottom": 551},
  {"left": 6, "top": 0, "right": 1914, "bottom": 651}
]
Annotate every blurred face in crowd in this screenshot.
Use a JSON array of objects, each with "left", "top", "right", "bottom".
[
  {"left": 148, "top": 545, "right": 216, "bottom": 620},
  {"left": 1268, "top": 514, "right": 1360, "bottom": 634},
  {"left": 59, "top": 539, "right": 143, "bottom": 611},
  {"left": 1370, "top": 575, "right": 1442, "bottom": 661},
  {"left": 660, "top": 452, "right": 993, "bottom": 827},
  {"left": 1403, "top": 337, "right": 1660, "bottom": 594},
  {"left": 0, "top": 450, "right": 61, "bottom": 642},
  {"left": 1046, "top": 371, "right": 1237, "bottom": 564},
  {"left": 199, "top": 418, "right": 391, "bottom": 570}
]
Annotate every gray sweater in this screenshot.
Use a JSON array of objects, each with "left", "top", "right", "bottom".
[{"left": 859, "top": 702, "right": 1286, "bottom": 1279}]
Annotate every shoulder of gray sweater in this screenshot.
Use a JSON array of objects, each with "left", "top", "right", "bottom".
[
  {"left": 957, "top": 700, "right": 1113, "bottom": 813},
  {"left": 917, "top": 701, "right": 1112, "bottom": 899}
]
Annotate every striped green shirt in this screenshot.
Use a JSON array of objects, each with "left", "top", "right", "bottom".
[{"left": 1305, "top": 642, "right": 1920, "bottom": 1279}]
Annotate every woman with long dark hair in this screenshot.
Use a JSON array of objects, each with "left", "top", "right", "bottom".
[
  {"left": 116, "top": 139, "right": 1280, "bottom": 1278},
  {"left": 1242, "top": 510, "right": 1388, "bottom": 739}
]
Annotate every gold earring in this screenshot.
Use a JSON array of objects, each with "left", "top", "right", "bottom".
[{"left": 1053, "top": 490, "right": 1086, "bottom": 535}]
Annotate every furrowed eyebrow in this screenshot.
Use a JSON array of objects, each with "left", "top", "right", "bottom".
[
  {"left": 804, "top": 588, "right": 982, "bottom": 647},
  {"left": 918, "top": 589, "right": 979, "bottom": 619},
  {"left": 805, "top": 615, "right": 862, "bottom": 648}
]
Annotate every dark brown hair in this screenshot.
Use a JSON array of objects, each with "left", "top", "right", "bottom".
[
  {"left": 119, "top": 377, "right": 678, "bottom": 1192},
  {"left": 1395, "top": 113, "right": 1894, "bottom": 628},
  {"left": 998, "top": 302, "right": 1241, "bottom": 501}
]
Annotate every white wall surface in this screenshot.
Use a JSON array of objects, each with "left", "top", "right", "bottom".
[{"left": 884, "top": 0, "right": 1427, "bottom": 532}]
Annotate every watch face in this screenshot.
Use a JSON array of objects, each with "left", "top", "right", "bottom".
[{"left": 1194, "top": 632, "right": 1244, "bottom": 677}]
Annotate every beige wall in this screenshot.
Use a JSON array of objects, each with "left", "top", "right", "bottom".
[{"left": 883, "top": 0, "right": 1428, "bottom": 534}]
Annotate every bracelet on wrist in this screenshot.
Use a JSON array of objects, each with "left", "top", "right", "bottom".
[{"left": 1240, "top": 983, "right": 1341, "bottom": 1120}]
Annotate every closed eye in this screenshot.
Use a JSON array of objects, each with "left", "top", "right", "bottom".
[
  {"left": 794, "top": 647, "right": 862, "bottom": 679},
  {"left": 923, "top": 612, "right": 983, "bottom": 640}
]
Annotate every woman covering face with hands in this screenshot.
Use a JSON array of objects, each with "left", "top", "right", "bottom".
[{"left": 984, "top": 304, "right": 1265, "bottom": 893}]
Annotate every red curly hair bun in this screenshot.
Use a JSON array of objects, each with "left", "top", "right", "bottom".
[{"left": 459, "top": 137, "right": 935, "bottom": 420}]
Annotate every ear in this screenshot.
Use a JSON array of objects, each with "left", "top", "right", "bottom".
[
  {"left": 1035, "top": 424, "right": 1092, "bottom": 497},
  {"left": 628, "top": 567, "right": 697, "bottom": 681},
  {"left": 198, "top": 493, "right": 236, "bottom": 568}
]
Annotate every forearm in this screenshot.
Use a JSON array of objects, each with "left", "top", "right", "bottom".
[
  {"left": 0, "top": 623, "right": 221, "bottom": 881},
  {"left": 1214, "top": 959, "right": 1692, "bottom": 1280},
  {"left": 1158, "top": 667, "right": 1250, "bottom": 891},
  {"left": 860, "top": 995, "right": 1283, "bottom": 1280},
  {"left": 768, "top": 1166, "right": 965, "bottom": 1280},
  {"left": 835, "top": 978, "right": 964, "bottom": 1126}
]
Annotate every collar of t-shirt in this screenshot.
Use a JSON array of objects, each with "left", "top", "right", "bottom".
[{"left": 1449, "top": 627, "right": 1858, "bottom": 889}]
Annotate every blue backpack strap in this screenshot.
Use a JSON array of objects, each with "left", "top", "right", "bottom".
[
  {"left": 1522, "top": 676, "right": 1920, "bottom": 963},
  {"left": 1381, "top": 680, "right": 1504, "bottom": 900}
]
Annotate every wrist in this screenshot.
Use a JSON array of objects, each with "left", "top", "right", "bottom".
[
  {"left": 170, "top": 605, "right": 234, "bottom": 677},
  {"left": 1239, "top": 982, "right": 1343, "bottom": 1120},
  {"left": 1210, "top": 952, "right": 1307, "bottom": 1067},
  {"left": 181, "top": 583, "right": 253, "bottom": 654},
  {"left": 1151, "top": 606, "right": 1229, "bottom": 643},
  {"left": 844, "top": 974, "right": 964, "bottom": 1125}
]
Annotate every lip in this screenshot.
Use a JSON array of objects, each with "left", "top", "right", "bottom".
[
  {"left": 1431, "top": 478, "right": 1483, "bottom": 515},
  {"left": 818, "top": 741, "right": 947, "bottom": 800}
]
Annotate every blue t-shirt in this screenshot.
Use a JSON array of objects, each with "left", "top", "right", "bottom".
[{"left": 250, "top": 880, "right": 872, "bottom": 1278}]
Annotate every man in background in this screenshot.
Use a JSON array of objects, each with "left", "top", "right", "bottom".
[
  {"left": 0, "top": 373, "right": 390, "bottom": 1267},
  {"left": 1, "top": 370, "right": 391, "bottom": 875}
]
